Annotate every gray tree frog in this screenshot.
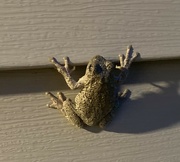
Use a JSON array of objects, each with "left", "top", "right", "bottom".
[{"left": 46, "top": 45, "right": 139, "bottom": 128}]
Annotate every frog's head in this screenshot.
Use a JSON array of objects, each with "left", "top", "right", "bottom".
[{"left": 85, "top": 55, "right": 114, "bottom": 76}]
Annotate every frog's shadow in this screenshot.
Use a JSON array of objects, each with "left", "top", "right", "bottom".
[
  {"left": 107, "top": 81, "right": 180, "bottom": 133},
  {"left": 85, "top": 81, "right": 180, "bottom": 134}
]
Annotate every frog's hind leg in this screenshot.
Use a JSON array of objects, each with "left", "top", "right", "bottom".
[
  {"left": 98, "top": 113, "right": 113, "bottom": 128},
  {"left": 98, "top": 89, "right": 131, "bottom": 128},
  {"left": 45, "top": 92, "right": 85, "bottom": 128}
]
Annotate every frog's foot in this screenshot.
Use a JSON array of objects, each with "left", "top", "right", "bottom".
[
  {"left": 116, "top": 45, "right": 139, "bottom": 69},
  {"left": 45, "top": 91, "right": 84, "bottom": 128},
  {"left": 50, "top": 56, "right": 82, "bottom": 90},
  {"left": 98, "top": 113, "right": 113, "bottom": 128},
  {"left": 50, "top": 56, "right": 75, "bottom": 75},
  {"left": 45, "top": 91, "right": 66, "bottom": 109}
]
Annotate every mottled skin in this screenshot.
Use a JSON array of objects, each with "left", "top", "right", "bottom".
[{"left": 46, "top": 45, "right": 139, "bottom": 128}]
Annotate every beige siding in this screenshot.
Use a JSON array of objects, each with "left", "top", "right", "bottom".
[
  {"left": 0, "top": 60, "right": 180, "bottom": 162},
  {"left": 1, "top": 1, "right": 180, "bottom": 161},
  {"left": 0, "top": 0, "right": 180, "bottom": 69}
]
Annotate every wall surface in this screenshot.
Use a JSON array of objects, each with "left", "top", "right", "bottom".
[
  {"left": 0, "top": 0, "right": 180, "bottom": 69},
  {"left": 0, "top": 1, "right": 180, "bottom": 162},
  {"left": 0, "top": 60, "right": 180, "bottom": 162}
]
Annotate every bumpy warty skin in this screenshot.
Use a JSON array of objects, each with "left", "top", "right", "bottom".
[{"left": 74, "top": 55, "right": 125, "bottom": 126}]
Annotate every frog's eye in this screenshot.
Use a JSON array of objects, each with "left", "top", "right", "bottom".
[{"left": 94, "top": 64, "right": 103, "bottom": 74}]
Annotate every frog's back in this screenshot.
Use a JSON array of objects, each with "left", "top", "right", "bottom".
[{"left": 75, "top": 77, "right": 117, "bottom": 126}]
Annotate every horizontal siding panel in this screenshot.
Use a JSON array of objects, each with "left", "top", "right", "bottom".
[{"left": 0, "top": 0, "right": 180, "bottom": 69}]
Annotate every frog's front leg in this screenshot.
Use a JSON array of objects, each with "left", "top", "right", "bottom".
[
  {"left": 50, "top": 57, "right": 84, "bottom": 90},
  {"left": 45, "top": 92, "right": 85, "bottom": 128}
]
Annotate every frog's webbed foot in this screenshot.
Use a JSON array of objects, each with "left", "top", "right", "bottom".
[
  {"left": 50, "top": 56, "right": 75, "bottom": 75},
  {"left": 98, "top": 113, "right": 113, "bottom": 128},
  {"left": 50, "top": 56, "right": 83, "bottom": 90},
  {"left": 45, "top": 92, "right": 84, "bottom": 128},
  {"left": 116, "top": 45, "right": 140, "bottom": 69},
  {"left": 45, "top": 92, "right": 66, "bottom": 109}
]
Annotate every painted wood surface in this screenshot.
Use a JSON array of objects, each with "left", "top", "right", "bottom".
[
  {"left": 0, "top": 0, "right": 180, "bottom": 70},
  {"left": 1, "top": 60, "right": 180, "bottom": 162}
]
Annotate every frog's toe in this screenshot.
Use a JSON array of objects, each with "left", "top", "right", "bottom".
[
  {"left": 118, "top": 89, "right": 131, "bottom": 99},
  {"left": 63, "top": 56, "right": 76, "bottom": 74},
  {"left": 57, "top": 92, "right": 66, "bottom": 102},
  {"left": 45, "top": 92, "right": 63, "bottom": 109}
]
